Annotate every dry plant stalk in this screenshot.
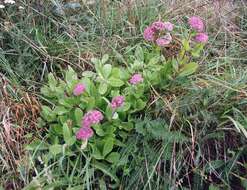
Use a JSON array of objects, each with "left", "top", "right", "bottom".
[{"left": 0, "top": 75, "right": 42, "bottom": 188}]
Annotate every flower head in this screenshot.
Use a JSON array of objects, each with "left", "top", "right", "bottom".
[
  {"left": 156, "top": 33, "right": 172, "bottom": 46},
  {"left": 82, "top": 110, "right": 104, "bottom": 128},
  {"left": 73, "top": 83, "right": 85, "bottom": 96},
  {"left": 111, "top": 96, "right": 125, "bottom": 109},
  {"left": 76, "top": 126, "right": 94, "bottom": 140},
  {"left": 143, "top": 26, "right": 155, "bottom": 41},
  {"left": 188, "top": 16, "right": 204, "bottom": 32},
  {"left": 129, "top": 74, "right": 143, "bottom": 85},
  {"left": 151, "top": 21, "right": 166, "bottom": 31},
  {"left": 163, "top": 22, "right": 174, "bottom": 31},
  {"left": 77, "top": 110, "right": 103, "bottom": 141},
  {"left": 194, "top": 33, "right": 208, "bottom": 43},
  {"left": 0, "top": 4, "right": 5, "bottom": 8}
]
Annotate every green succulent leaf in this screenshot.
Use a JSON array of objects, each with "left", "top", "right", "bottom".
[
  {"left": 179, "top": 62, "right": 199, "bottom": 77},
  {"left": 74, "top": 108, "right": 83, "bottom": 126},
  {"left": 99, "top": 82, "right": 108, "bottom": 95},
  {"left": 135, "top": 45, "right": 144, "bottom": 62},
  {"left": 103, "top": 137, "right": 114, "bottom": 157},
  {"left": 63, "top": 123, "right": 74, "bottom": 145},
  {"left": 54, "top": 106, "right": 69, "bottom": 115},
  {"left": 101, "top": 54, "right": 109, "bottom": 64},
  {"left": 106, "top": 152, "right": 120, "bottom": 164},
  {"left": 49, "top": 144, "right": 62, "bottom": 155},
  {"left": 102, "top": 64, "right": 112, "bottom": 78},
  {"left": 108, "top": 77, "right": 124, "bottom": 87},
  {"left": 92, "top": 144, "right": 104, "bottom": 160}
]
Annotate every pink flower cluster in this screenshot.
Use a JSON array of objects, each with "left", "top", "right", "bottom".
[
  {"left": 82, "top": 110, "right": 104, "bottom": 127},
  {"left": 143, "top": 27, "right": 155, "bottom": 42},
  {"left": 111, "top": 96, "right": 124, "bottom": 109},
  {"left": 194, "top": 33, "right": 208, "bottom": 43},
  {"left": 188, "top": 16, "right": 208, "bottom": 43},
  {"left": 143, "top": 20, "right": 173, "bottom": 46},
  {"left": 76, "top": 127, "right": 93, "bottom": 141},
  {"left": 188, "top": 16, "right": 204, "bottom": 32},
  {"left": 129, "top": 74, "right": 143, "bottom": 85},
  {"left": 156, "top": 33, "right": 172, "bottom": 47},
  {"left": 73, "top": 83, "right": 86, "bottom": 96},
  {"left": 151, "top": 21, "right": 173, "bottom": 31},
  {"left": 76, "top": 110, "right": 103, "bottom": 140}
]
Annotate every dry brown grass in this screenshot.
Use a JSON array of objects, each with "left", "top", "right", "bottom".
[{"left": 0, "top": 75, "right": 41, "bottom": 189}]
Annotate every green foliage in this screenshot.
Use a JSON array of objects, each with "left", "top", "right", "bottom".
[
  {"left": 1, "top": 1, "right": 247, "bottom": 189},
  {"left": 37, "top": 30, "right": 204, "bottom": 187}
]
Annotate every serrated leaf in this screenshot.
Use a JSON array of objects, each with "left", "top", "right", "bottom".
[
  {"left": 108, "top": 77, "right": 124, "bottom": 87},
  {"left": 99, "top": 82, "right": 108, "bottom": 95},
  {"left": 102, "top": 64, "right": 112, "bottom": 78}
]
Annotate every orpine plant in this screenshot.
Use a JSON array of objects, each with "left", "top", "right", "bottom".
[
  {"left": 39, "top": 16, "right": 208, "bottom": 185},
  {"left": 40, "top": 55, "right": 147, "bottom": 162}
]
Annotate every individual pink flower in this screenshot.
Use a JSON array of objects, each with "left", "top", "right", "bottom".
[
  {"left": 151, "top": 21, "right": 166, "bottom": 31},
  {"left": 111, "top": 96, "right": 125, "bottom": 109},
  {"left": 194, "top": 33, "right": 208, "bottom": 43},
  {"left": 156, "top": 33, "right": 172, "bottom": 46},
  {"left": 76, "top": 127, "right": 94, "bottom": 140},
  {"left": 73, "top": 83, "right": 86, "bottom": 96},
  {"left": 163, "top": 22, "right": 174, "bottom": 31},
  {"left": 82, "top": 110, "right": 104, "bottom": 128},
  {"left": 129, "top": 74, "right": 143, "bottom": 85},
  {"left": 143, "top": 26, "right": 155, "bottom": 41},
  {"left": 188, "top": 16, "right": 204, "bottom": 32}
]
